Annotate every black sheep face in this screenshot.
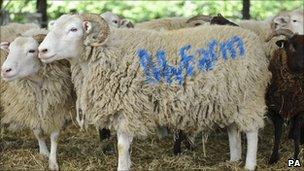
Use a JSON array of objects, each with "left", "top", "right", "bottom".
[{"left": 276, "top": 35, "right": 304, "bottom": 73}]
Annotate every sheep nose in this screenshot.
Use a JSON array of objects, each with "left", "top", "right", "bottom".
[
  {"left": 1, "top": 67, "right": 12, "bottom": 76},
  {"left": 5, "top": 68, "right": 12, "bottom": 73},
  {"left": 40, "top": 48, "right": 48, "bottom": 54}
]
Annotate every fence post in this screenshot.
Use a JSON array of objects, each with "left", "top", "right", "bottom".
[
  {"left": 36, "top": 0, "right": 48, "bottom": 28},
  {"left": 242, "top": 0, "right": 250, "bottom": 19}
]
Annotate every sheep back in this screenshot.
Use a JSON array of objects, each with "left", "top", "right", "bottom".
[
  {"left": 135, "top": 17, "right": 190, "bottom": 31},
  {"left": 82, "top": 25, "right": 271, "bottom": 137}
]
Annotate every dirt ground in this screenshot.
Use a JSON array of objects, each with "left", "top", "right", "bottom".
[{"left": 0, "top": 119, "right": 303, "bottom": 170}]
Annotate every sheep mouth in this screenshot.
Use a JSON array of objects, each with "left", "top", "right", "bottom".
[
  {"left": 39, "top": 53, "right": 56, "bottom": 60},
  {"left": 1, "top": 73, "right": 18, "bottom": 81},
  {"left": 39, "top": 54, "right": 57, "bottom": 63}
]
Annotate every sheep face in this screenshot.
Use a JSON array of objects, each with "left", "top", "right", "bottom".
[
  {"left": 39, "top": 15, "right": 86, "bottom": 63},
  {"left": 101, "top": 11, "right": 122, "bottom": 28},
  {"left": 0, "top": 37, "right": 41, "bottom": 81},
  {"left": 276, "top": 35, "right": 304, "bottom": 73},
  {"left": 101, "top": 12, "right": 133, "bottom": 28},
  {"left": 272, "top": 9, "right": 304, "bottom": 34},
  {"left": 39, "top": 14, "right": 109, "bottom": 63}
]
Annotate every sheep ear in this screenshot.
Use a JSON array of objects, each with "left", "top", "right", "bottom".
[
  {"left": 273, "top": 16, "right": 288, "bottom": 25},
  {"left": 275, "top": 40, "right": 287, "bottom": 48},
  {"left": 217, "top": 13, "right": 223, "bottom": 17},
  {"left": 48, "top": 20, "right": 55, "bottom": 30},
  {"left": 83, "top": 21, "right": 93, "bottom": 34},
  {"left": 0, "top": 42, "right": 10, "bottom": 52},
  {"left": 121, "top": 19, "right": 134, "bottom": 28}
]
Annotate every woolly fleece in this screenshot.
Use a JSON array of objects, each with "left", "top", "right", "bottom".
[{"left": 79, "top": 25, "right": 271, "bottom": 137}]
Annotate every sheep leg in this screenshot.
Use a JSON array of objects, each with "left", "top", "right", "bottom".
[
  {"left": 49, "top": 131, "right": 59, "bottom": 171},
  {"left": 300, "top": 124, "right": 304, "bottom": 144},
  {"left": 227, "top": 124, "right": 242, "bottom": 161},
  {"left": 33, "top": 128, "right": 49, "bottom": 157},
  {"left": 117, "top": 131, "right": 133, "bottom": 171},
  {"left": 184, "top": 133, "right": 195, "bottom": 151},
  {"left": 157, "top": 126, "right": 169, "bottom": 139},
  {"left": 245, "top": 130, "right": 258, "bottom": 171},
  {"left": 269, "top": 114, "right": 283, "bottom": 164},
  {"left": 288, "top": 117, "right": 295, "bottom": 140},
  {"left": 173, "top": 130, "right": 183, "bottom": 155},
  {"left": 292, "top": 115, "right": 302, "bottom": 160}
]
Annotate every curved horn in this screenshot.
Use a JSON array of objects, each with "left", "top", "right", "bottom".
[
  {"left": 33, "top": 34, "right": 46, "bottom": 44},
  {"left": 266, "top": 29, "right": 294, "bottom": 42},
  {"left": 186, "top": 14, "right": 212, "bottom": 23},
  {"left": 80, "top": 13, "right": 110, "bottom": 47}
]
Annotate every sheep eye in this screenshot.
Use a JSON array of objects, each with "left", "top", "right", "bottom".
[
  {"left": 194, "top": 23, "right": 202, "bottom": 26},
  {"left": 113, "top": 20, "right": 118, "bottom": 24},
  {"left": 293, "top": 20, "right": 297, "bottom": 22},
  {"left": 70, "top": 27, "right": 78, "bottom": 32},
  {"left": 28, "top": 49, "right": 35, "bottom": 53}
]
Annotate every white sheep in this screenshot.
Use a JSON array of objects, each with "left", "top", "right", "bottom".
[
  {"left": 38, "top": 13, "right": 271, "bottom": 170},
  {"left": 0, "top": 28, "right": 75, "bottom": 171},
  {"left": 0, "top": 23, "right": 41, "bottom": 130}
]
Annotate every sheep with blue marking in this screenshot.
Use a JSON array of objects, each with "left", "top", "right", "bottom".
[
  {"left": 136, "top": 15, "right": 213, "bottom": 155},
  {"left": 38, "top": 13, "right": 271, "bottom": 170}
]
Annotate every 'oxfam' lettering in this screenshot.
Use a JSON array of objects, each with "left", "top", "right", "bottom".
[{"left": 137, "top": 35, "right": 245, "bottom": 85}]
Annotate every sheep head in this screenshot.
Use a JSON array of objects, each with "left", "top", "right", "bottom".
[
  {"left": 101, "top": 11, "right": 134, "bottom": 28},
  {"left": 280, "top": 34, "right": 304, "bottom": 73},
  {"left": 267, "top": 29, "right": 304, "bottom": 73},
  {"left": 1, "top": 35, "right": 43, "bottom": 81},
  {"left": 271, "top": 8, "right": 304, "bottom": 34},
  {"left": 101, "top": 11, "right": 122, "bottom": 28},
  {"left": 38, "top": 13, "right": 110, "bottom": 63}
]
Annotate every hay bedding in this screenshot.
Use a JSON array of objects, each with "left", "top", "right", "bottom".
[{"left": 0, "top": 121, "right": 303, "bottom": 170}]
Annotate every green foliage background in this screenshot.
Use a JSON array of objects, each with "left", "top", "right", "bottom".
[{"left": 2, "top": 0, "right": 304, "bottom": 23}]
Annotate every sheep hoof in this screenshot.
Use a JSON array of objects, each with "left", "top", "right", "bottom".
[
  {"left": 268, "top": 152, "right": 279, "bottom": 165},
  {"left": 49, "top": 160, "right": 59, "bottom": 171},
  {"left": 102, "top": 142, "right": 115, "bottom": 155},
  {"left": 173, "top": 144, "right": 182, "bottom": 155},
  {"left": 244, "top": 163, "right": 256, "bottom": 171}
]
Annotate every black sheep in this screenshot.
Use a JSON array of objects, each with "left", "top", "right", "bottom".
[{"left": 266, "top": 29, "right": 304, "bottom": 164}]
